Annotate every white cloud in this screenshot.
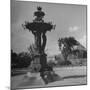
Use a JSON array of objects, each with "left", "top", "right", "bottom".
[
  {"left": 69, "top": 26, "right": 80, "bottom": 32},
  {"left": 46, "top": 42, "right": 61, "bottom": 56},
  {"left": 79, "top": 35, "right": 87, "bottom": 48}
]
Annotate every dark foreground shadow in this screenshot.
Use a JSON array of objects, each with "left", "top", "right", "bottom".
[
  {"left": 41, "top": 72, "right": 62, "bottom": 84},
  {"left": 42, "top": 73, "right": 86, "bottom": 84}
]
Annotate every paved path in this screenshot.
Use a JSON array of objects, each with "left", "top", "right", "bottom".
[{"left": 11, "top": 66, "right": 87, "bottom": 89}]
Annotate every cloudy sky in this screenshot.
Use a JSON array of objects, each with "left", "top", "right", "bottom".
[{"left": 11, "top": 0, "right": 87, "bottom": 56}]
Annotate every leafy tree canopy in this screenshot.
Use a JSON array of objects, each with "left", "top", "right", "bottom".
[{"left": 58, "top": 37, "right": 79, "bottom": 61}]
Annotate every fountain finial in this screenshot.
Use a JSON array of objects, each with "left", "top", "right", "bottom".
[{"left": 37, "top": 6, "right": 42, "bottom": 11}]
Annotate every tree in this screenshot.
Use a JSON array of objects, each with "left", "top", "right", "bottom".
[
  {"left": 58, "top": 37, "right": 79, "bottom": 62},
  {"left": 27, "top": 44, "right": 38, "bottom": 59},
  {"left": 11, "top": 50, "right": 19, "bottom": 68},
  {"left": 18, "top": 52, "right": 31, "bottom": 68},
  {"left": 11, "top": 49, "right": 32, "bottom": 69}
]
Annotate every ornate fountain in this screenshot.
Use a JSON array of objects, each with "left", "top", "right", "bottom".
[{"left": 23, "top": 6, "right": 56, "bottom": 84}]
